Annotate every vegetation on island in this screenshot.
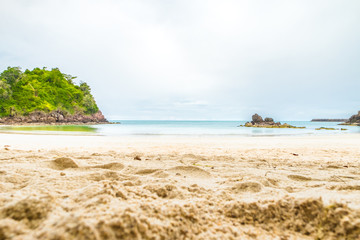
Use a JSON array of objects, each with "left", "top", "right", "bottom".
[{"left": 0, "top": 67, "right": 99, "bottom": 118}]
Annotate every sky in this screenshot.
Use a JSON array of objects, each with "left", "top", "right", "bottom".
[{"left": 0, "top": 0, "right": 360, "bottom": 120}]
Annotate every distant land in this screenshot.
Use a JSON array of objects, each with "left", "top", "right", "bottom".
[
  {"left": 0, "top": 66, "right": 108, "bottom": 125},
  {"left": 311, "top": 119, "right": 348, "bottom": 122}
]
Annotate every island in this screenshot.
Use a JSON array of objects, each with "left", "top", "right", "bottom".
[
  {"left": 339, "top": 111, "right": 360, "bottom": 126},
  {"left": 0, "top": 67, "right": 108, "bottom": 125},
  {"left": 239, "top": 114, "right": 305, "bottom": 129},
  {"left": 311, "top": 119, "right": 348, "bottom": 122}
]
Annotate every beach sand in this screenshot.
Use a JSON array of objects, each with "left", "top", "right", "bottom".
[{"left": 0, "top": 133, "right": 360, "bottom": 239}]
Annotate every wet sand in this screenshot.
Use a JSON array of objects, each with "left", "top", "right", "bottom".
[{"left": 1, "top": 133, "right": 360, "bottom": 239}]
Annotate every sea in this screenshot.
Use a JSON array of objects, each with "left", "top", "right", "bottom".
[{"left": 1, "top": 120, "right": 358, "bottom": 136}]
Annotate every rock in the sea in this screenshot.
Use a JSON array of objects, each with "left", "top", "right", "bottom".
[
  {"left": 264, "top": 117, "right": 274, "bottom": 123},
  {"left": 241, "top": 114, "right": 305, "bottom": 129},
  {"left": 251, "top": 113, "right": 263, "bottom": 124},
  {"left": 244, "top": 122, "right": 253, "bottom": 127}
]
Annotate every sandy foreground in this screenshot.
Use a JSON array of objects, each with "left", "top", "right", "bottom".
[{"left": 0, "top": 133, "right": 360, "bottom": 239}]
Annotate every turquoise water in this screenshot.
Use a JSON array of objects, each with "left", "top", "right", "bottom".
[
  {"left": 94, "top": 120, "right": 360, "bottom": 136},
  {"left": 1, "top": 120, "right": 359, "bottom": 136}
]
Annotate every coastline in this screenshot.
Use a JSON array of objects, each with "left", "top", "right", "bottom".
[
  {"left": 2, "top": 132, "right": 360, "bottom": 150},
  {"left": 0, "top": 121, "right": 118, "bottom": 126},
  {"left": 1, "top": 133, "right": 360, "bottom": 239},
  {"left": 0, "top": 110, "right": 110, "bottom": 126}
]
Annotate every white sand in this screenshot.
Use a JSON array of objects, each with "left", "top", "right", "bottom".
[{"left": 0, "top": 133, "right": 360, "bottom": 239}]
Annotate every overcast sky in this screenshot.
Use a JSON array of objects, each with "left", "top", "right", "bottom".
[{"left": 1, "top": 0, "right": 359, "bottom": 120}]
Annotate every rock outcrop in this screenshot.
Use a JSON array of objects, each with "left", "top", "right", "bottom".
[
  {"left": 240, "top": 114, "right": 305, "bottom": 129},
  {"left": 342, "top": 111, "right": 360, "bottom": 126},
  {"left": 251, "top": 114, "right": 263, "bottom": 124},
  {"left": 0, "top": 110, "right": 108, "bottom": 125}
]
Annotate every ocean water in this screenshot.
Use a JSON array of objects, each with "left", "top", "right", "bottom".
[
  {"left": 1, "top": 120, "right": 359, "bottom": 136},
  {"left": 94, "top": 120, "right": 360, "bottom": 137}
]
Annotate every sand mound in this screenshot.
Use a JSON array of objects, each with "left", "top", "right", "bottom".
[
  {"left": 182, "top": 153, "right": 206, "bottom": 161},
  {"left": 14, "top": 197, "right": 360, "bottom": 240},
  {"left": 168, "top": 166, "right": 211, "bottom": 178},
  {"left": 135, "top": 169, "right": 160, "bottom": 175},
  {"left": 151, "top": 170, "right": 170, "bottom": 178},
  {"left": 288, "top": 174, "right": 312, "bottom": 181},
  {"left": 92, "top": 162, "right": 124, "bottom": 170},
  {"left": 36, "top": 205, "right": 216, "bottom": 240},
  {"left": 37, "top": 215, "right": 100, "bottom": 240},
  {"left": 225, "top": 198, "right": 360, "bottom": 239},
  {"left": 37, "top": 213, "right": 162, "bottom": 240},
  {"left": 0, "top": 219, "right": 27, "bottom": 240},
  {"left": 330, "top": 185, "right": 360, "bottom": 191},
  {"left": 88, "top": 171, "right": 121, "bottom": 181},
  {"left": 72, "top": 181, "right": 128, "bottom": 203},
  {"left": 50, "top": 157, "right": 79, "bottom": 170},
  {"left": 1, "top": 197, "right": 52, "bottom": 229},
  {"left": 231, "top": 182, "right": 262, "bottom": 193},
  {"left": 145, "top": 184, "right": 182, "bottom": 199}
]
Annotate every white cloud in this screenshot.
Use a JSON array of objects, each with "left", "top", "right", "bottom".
[{"left": 0, "top": 0, "right": 360, "bottom": 120}]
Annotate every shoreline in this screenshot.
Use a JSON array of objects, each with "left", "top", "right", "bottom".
[
  {"left": 1, "top": 129, "right": 359, "bottom": 138},
  {"left": 0, "top": 121, "right": 118, "bottom": 126},
  {"left": 1, "top": 132, "right": 360, "bottom": 150}
]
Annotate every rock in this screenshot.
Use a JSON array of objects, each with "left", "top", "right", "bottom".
[
  {"left": 344, "top": 111, "right": 360, "bottom": 125},
  {"left": 0, "top": 110, "right": 109, "bottom": 125},
  {"left": 58, "top": 114, "right": 64, "bottom": 121},
  {"left": 47, "top": 116, "right": 56, "bottom": 123},
  {"left": 241, "top": 114, "right": 305, "bottom": 129},
  {"left": 264, "top": 117, "right": 274, "bottom": 123},
  {"left": 245, "top": 122, "right": 253, "bottom": 127},
  {"left": 251, "top": 114, "right": 263, "bottom": 124}
]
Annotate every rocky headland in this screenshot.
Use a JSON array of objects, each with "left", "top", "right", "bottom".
[
  {"left": 239, "top": 114, "right": 305, "bottom": 129},
  {"left": 0, "top": 67, "right": 112, "bottom": 126},
  {"left": 0, "top": 110, "right": 108, "bottom": 125},
  {"left": 340, "top": 111, "right": 360, "bottom": 126}
]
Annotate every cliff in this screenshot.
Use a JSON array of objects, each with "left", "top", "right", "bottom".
[{"left": 0, "top": 67, "right": 108, "bottom": 125}]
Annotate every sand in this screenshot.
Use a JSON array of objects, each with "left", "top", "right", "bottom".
[{"left": 0, "top": 133, "right": 360, "bottom": 239}]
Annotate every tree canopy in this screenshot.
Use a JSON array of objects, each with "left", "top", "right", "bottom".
[{"left": 0, "top": 67, "right": 99, "bottom": 117}]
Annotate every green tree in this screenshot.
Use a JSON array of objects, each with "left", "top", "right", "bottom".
[
  {"left": 0, "top": 80, "right": 12, "bottom": 100},
  {"left": 0, "top": 66, "right": 100, "bottom": 117},
  {"left": 79, "top": 81, "right": 91, "bottom": 94},
  {"left": 0, "top": 66, "right": 23, "bottom": 85},
  {"left": 82, "top": 94, "right": 99, "bottom": 114}
]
